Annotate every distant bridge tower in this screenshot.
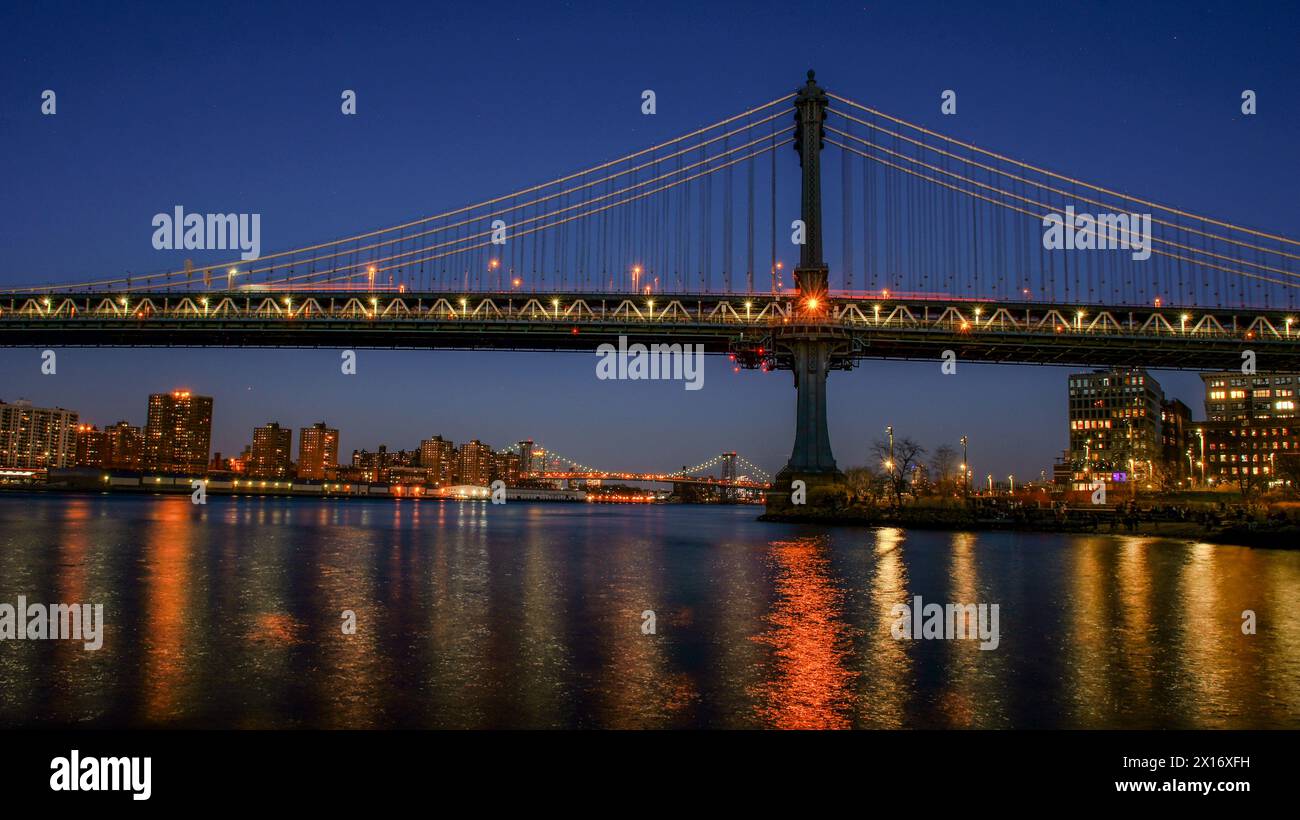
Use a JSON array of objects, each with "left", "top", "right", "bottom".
[
  {"left": 769, "top": 71, "right": 849, "bottom": 511},
  {"left": 721, "top": 451, "right": 738, "bottom": 502}
]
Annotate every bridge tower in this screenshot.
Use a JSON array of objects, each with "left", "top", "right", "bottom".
[
  {"left": 767, "top": 71, "right": 850, "bottom": 513},
  {"left": 721, "top": 451, "right": 738, "bottom": 502}
]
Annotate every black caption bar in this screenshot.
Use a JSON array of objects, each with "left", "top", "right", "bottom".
[{"left": 1, "top": 730, "right": 1287, "bottom": 809}]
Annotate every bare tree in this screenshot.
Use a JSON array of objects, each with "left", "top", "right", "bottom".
[
  {"left": 1277, "top": 453, "right": 1300, "bottom": 498},
  {"left": 1237, "top": 464, "right": 1266, "bottom": 508},
  {"left": 844, "top": 466, "right": 881, "bottom": 504},
  {"left": 871, "top": 436, "right": 927, "bottom": 508},
  {"left": 930, "top": 445, "right": 957, "bottom": 493}
]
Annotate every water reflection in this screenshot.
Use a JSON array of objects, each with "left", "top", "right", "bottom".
[
  {"left": 751, "top": 534, "right": 857, "bottom": 728},
  {"left": 0, "top": 495, "right": 1298, "bottom": 729},
  {"left": 854, "top": 527, "right": 910, "bottom": 728}
]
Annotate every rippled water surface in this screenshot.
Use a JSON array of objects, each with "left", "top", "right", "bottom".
[{"left": 1, "top": 494, "right": 1298, "bottom": 728}]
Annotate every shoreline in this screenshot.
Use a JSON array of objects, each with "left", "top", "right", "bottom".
[
  {"left": 758, "top": 509, "right": 1299, "bottom": 549},
  {"left": 1, "top": 486, "right": 1292, "bottom": 547},
  {"left": 0, "top": 485, "right": 758, "bottom": 507}
]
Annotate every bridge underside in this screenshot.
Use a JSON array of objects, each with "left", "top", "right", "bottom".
[{"left": 3, "top": 291, "right": 1298, "bottom": 370}]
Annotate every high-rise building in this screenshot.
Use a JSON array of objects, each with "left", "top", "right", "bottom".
[
  {"left": 144, "top": 391, "right": 213, "bottom": 474},
  {"left": 75, "top": 424, "right": 109, "bottom": 468},
  {"left": 419, "top": 436, "right": 456, "bottom": 486},
  {"left": 1199, "top": 372, "right": 1299, "bottom": 488},
  {"left": 105, "top": 421, "right": 143, "bottom": 470},
  {"left": 0, "top": 399, "right": 79, "bottom": 469},
  {"left": 517, "top": 439, "right": 535, "bottom": 475},
  {"left": 492, "top": 450, "right": 523, "bottom": 486},
  {"left": 298, "top": 422, "right": 339, "bottom": 480},
  {"left": 1065, "top": 368, "right": 1165, "bottom": 491},
  {"left": 1160, "top": 399, "right": 1192, "bottom": 486},
  {"left": 76, "top": 421, "right": 143, "bottom": 471},
  {"left": 457, "top": 440, "right": 493, "bottom": 487},
  {"left": 249, "top": 422, "right": 293, "bottom": 479}
]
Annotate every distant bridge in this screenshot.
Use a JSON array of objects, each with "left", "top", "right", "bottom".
[{"left": 514, "top": 448, "right": 771, "bottom": 490}]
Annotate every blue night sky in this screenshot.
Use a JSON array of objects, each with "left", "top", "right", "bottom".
[{"left": 1, "top": 1, "right": 1298, "bottom": 478}]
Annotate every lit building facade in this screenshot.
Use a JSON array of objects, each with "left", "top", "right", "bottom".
[
  {"left": 351, "top": 446, "right": 417, "bottom": 483},
  {"left": 249, "top": 422, "right": 293, "bottom": 479},
  {"left": 1065, "top": 368, "right": 1166, "bottom": 491},
  {"left": 77, "top": 421, "right": 145, "bottom": 471},
  {"left": 0, "top": 399, "right": 80, "bottom": 469},
  {"left": 419, "top": 436, "right": 456, "bottom": 487},
  {"left": 298, "top": 422, "right": 339, "bottom": 480},
  {"left": 75, "top": 424, "right": 110, "bottom": 467},
  {"left": 1160, "top": 398, "right": 1192, "bottom": 486},
  {"left": 492, "top": 450, "right": 523, "bottom": 486},
  {"left": 144, "top": 391, "right": 213, "bottom": 474},
  {"left": 105, "top": 421, "right": 143, "bottom": 470},
  {"left": 517, "top": 440, "right": 535, "bottom": 475},
  {"left": 1199, "top": 372, "right": 1300, "bottom": 487},
  {"left": 457, "top": 440, "right": 493, "bottom": 487}
]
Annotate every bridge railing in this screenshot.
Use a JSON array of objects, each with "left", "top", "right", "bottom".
[{"left": 3, "top": 292, "right": 1297, "bottom": 343}]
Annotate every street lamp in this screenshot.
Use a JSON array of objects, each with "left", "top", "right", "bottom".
[
  {"left": 960, "top": 435, "right": 969, "bottom": 496},
  {"left": 1008, "top": 474, "right": 1015, "bottom": 494},
  {"left": 1196, "top": 428, "right": 1206, "bottom": 485}
]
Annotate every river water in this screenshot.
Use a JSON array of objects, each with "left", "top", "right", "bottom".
[{"left": 1, "top": 494, "right": 1297, "bottom": 729}]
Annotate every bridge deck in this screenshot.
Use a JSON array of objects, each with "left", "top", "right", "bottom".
[{"left": 2, "top": 291, "right": 1297, "bottom": 370}]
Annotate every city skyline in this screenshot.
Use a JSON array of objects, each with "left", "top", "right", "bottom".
[
  {"left": 0, "top": 363, "right": 1267, "bottom": 482},
  {"left": 2, "top": 2, "right": 1297, "bottom": 484}
]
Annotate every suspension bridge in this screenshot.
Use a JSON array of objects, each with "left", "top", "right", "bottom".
[
  {"left": 513, "top": 447, "right": 772, "bottom": 490},
  {"left": 4, "top": 71, "right": 1299, "bottom": 504}
]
